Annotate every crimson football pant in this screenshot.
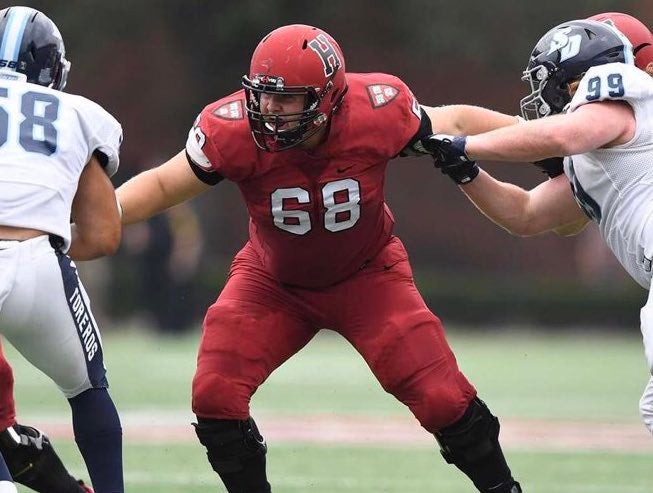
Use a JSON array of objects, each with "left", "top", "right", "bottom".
[
  {"left": 192, "top": 236, "right": 476, "bottom": 432},
  {"left": 0, "top": 341, "right": 16, "bottom": 431}
]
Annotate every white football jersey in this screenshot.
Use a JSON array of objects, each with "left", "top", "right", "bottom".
[
  {"left": 564, "top": 62, "right": 653, "bottom": 288},
  {"left": 0, "top": 72, "right": 121, "bottom": 251}
]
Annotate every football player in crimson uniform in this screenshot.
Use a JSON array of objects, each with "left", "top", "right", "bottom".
[
  {"left": 425, "top": 17, "right": 653, "bottom": 435},
  {"left": 117, "top": 24, "right": 523, "bottom": 493},
  {"left": 588, "top": 12, "right": 653, "bottom": 73}
]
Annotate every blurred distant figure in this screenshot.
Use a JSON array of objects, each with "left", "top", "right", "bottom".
[
  {"left": 0, "top": 6, "right": 124, "bottom": 492},
  {"left": 426, "top": 15, "right": 653, "bottom": 435},
  {"left": 121, "top": 203, "right": 203, "bottom": 333}
]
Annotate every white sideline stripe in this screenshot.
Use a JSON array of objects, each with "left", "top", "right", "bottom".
[{"left": 19, "top": 410, "right": 653, "bottom": 452}]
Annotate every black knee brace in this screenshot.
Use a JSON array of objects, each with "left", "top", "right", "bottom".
[
  {"left": 194, "top": 416, "right": 267, "bottom": 473},
  {"left": 435, "top": 397, "right": 500, "bottom": 464},
  {"left": 193, "top": 416, "right": 271, "bottom": 493},
  {"left": 0, "top": 424, "right": 87, "bottom": 493},
  {"left": 434, "top": 398, "right": 521, "bottom": 493}
]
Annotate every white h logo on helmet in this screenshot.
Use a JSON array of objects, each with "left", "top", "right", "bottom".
[{"left": 308, "top": 34, "right": 341, "bottom": 77}]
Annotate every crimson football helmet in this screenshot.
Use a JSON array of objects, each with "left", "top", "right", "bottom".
[
  {"left": 242, "top": 24, "right": 348, "bottom": 151},
  {"left": 0, "top": 6, "right": 70, "bottom": 90},
  {"left": 520, "top": 19, "right": 633, "bottom": 120},
  {"left": 588, "top": 12, "right": 653, "bottom": 70}
]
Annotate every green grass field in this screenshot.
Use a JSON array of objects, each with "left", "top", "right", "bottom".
[{"left": 5, "top": 328, "right": 653, "bottom": 492}]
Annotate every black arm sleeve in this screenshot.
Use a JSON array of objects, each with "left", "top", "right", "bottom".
[
  {"left": 398, "top": 107, "right": 433, "bottom": 157},
  {"left": 186, "top": 150, "right": 224, "bottom": 185}
]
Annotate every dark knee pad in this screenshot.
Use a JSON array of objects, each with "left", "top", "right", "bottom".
[
  {"left": 193, "top": 416, "right": 267, "bottom": 474},
  {"left": 0, "top": 424, "right": 86, "bottom": 493},
  {"left": 434, "top": 398, "right": 520, "bottom": 493},
  {"left": 193, "top": 417, "right": 270, "bottom": 492},
  {"left": 435, "top": 397, "right": 500, "bottom": 464}
]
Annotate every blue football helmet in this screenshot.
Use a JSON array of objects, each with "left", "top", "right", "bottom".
[
  {"left": 520, "top": 19, "right": 633, "bottom": 120},
  {"left": 0, "top": 6, "right": 70, "bottom": 90}
]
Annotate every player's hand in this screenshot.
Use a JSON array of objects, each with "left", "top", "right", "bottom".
[
  {"left": 421, "top": 134, "right": 479, "bottom": 185},
  {"left": 532, "top": 156, "right": 564, "bottom": 178}
]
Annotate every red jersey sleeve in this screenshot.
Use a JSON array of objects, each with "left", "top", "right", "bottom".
[
  {"left": 358, "top": 73, "right": 422, "bottom": 158},
  {"left": 185, "top": 90, "right": 256, "bottom": 183}
]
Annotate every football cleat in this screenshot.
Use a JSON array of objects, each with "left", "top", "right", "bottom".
[{"left": 0, "top": 423, "right": 94, "bottom": 493}]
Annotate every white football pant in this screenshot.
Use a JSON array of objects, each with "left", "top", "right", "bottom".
[
  {"left": 0, "top": 481, "right": 17, "bottom": 493},
  {"left": 639, "top": 287, "right": 653, "bottom": 433},
  {"left": 0, "top": 236, "right": 107, "bottom": 398},
  {"left": 639, "top": 377, "right": 653, "bottom": 434}
]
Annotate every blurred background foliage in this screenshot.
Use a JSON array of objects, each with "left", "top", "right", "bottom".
[{"left": 14, "top": 0, "right": 652, "bottom": 330}]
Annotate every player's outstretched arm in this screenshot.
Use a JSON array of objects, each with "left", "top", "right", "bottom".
[
  {"left": 424, "top": 135, "right": 589, "bottom": 237},
  {"left": 464, "top": 101, "right": 634, "bottom": 162},
  {"left": 460, "top": 171, "right": 588, "bottom": 236},
  {"left": 422, "top": 105, "right": 519, "bottom": 136},
  {"left": 117, "top": 151, "right": 211, "bottom": 226},
  {"left": 69, "top": 156, "right": 121, "bottom": 261}
]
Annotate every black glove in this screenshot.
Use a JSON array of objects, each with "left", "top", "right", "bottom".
[
  {"left": 421, "top": 134, "right": 479, "bottom": 185},
  {"left": 532, "top": 156, "right": 564, "bottom": 178}
]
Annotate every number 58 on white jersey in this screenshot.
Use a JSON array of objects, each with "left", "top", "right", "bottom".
[{"left": 0, "top": 75, "right": 122, "bottom": 251}]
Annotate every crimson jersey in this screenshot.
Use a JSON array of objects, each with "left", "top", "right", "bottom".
[{"left": 186, "top": 73, "right": 422, "bottom": 287}]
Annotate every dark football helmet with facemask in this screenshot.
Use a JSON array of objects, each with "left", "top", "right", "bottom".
[
  {"left": 0, "top": 6, "right": 71, "bottom": 90},
  {"left": 520, "top": 19, "right": 633, "bottom": 120}
]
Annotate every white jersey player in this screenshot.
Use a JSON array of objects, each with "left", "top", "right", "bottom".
[
  {"left": 563, "top": 62, "right": 653, "bottom": 290},
  {"left": 424, "top": 18, "right": 653, "bottom": 434},
  {"left": 0, "top": 6, "right": 124, "bottom": 492}
]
